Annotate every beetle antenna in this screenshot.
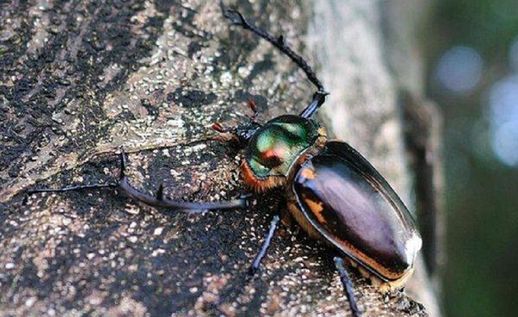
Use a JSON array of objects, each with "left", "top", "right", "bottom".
[
  {"left": 222, "top": 6, "right": 329, "bottom": 119},
  {"left": 222, "top": 8, "right": 325, "bottom": 93}
]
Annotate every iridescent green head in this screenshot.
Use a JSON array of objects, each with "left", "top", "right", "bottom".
[{"left": 242, "top": 115, "right": 320, "bottom": 189}]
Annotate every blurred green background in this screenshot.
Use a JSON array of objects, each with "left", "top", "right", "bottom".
[{"left": 426, "top": 0, "right": 518, "bottom": 316}]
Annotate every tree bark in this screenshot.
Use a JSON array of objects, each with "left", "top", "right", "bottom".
[{"left": 0, "top": 1, "right": 440, "bottom": 316}]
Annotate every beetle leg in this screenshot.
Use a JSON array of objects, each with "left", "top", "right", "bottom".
[
  {"left": 299, "top": 90, "right": 329, "bottom": 119},
  {"left": 28, "top": 150, "right": 249, "bottom": 213},
  {"left": 248, "top": 214, "right": 281, "bottom": 275},
  {"left": 334, "top": 256, "right": 362, "bottom": 317},
  {"left": 222, "top": 6, "right": 328, "bottom": 118},
  {"left": 26, "top": 182, "right": 118, "bottom": 194},
  {"left": 113, "top": 149, "right": 251, "bottom": 212}
]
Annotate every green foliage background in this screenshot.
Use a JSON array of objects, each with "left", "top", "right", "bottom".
[{"left": 427, "top": 0, "right": 518, "bottom": 316}]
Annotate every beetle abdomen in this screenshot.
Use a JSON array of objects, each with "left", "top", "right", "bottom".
[{"left": 290, "top": 141, "right": 422, "bottom": 282}]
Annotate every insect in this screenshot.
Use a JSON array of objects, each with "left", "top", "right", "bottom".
[{"left": 28, "top": 7, "right": 422, "bottom": 317}]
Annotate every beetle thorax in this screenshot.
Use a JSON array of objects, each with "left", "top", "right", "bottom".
[{"left": 241, "top": 115, "right": 321, "bottom": 192}]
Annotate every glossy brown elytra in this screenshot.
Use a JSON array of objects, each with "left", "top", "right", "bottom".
[{"left": 290, "top": 138, "right": 422, "bottom": 287}]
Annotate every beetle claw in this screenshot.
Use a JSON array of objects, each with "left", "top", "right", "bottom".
[
  {"left": 247, "top": 265, "right": 258, "bottom": 276},
  {"left": 222, "top": 8, "right": 247, "bottom": 27},
  {"left": 277, "top": 35, "right": 285, "bottom": 46},
  {"left": 156, "top": 183, "right": 164, "bottom": 200}
]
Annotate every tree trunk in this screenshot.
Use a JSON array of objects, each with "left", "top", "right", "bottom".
[{"left": 0, "top": 1, "right": 441, "bottom": 316}]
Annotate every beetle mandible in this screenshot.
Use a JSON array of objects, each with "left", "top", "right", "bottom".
[{"left": 28, "top": 7, "right": 422, "bottom": 317}]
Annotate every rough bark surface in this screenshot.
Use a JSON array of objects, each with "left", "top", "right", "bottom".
[{"left": 0, "top": 1, "right": 437, "bottom": 316}]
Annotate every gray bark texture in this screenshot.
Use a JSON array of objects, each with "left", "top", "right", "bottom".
[{"left": 0, "top": 0, "right": 441, "bottom": 316}]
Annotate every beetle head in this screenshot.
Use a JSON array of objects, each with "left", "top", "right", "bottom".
[{"left": 211, "top": 120, "right": 261, "bottom": 148}]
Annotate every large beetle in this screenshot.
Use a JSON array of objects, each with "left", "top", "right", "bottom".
[
  {"left": 240, "top": 114, "right": 422, "bottom": 284},
  {"left": 219, "top": 11, "right": 422, "bottom": 315},
  {"left": 28, "top": 7, "right": 422, "bottom": 317}
]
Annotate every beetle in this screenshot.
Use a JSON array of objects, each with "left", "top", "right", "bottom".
[{"left": 28, "top": 7, "right": 422, "bottom": 317}]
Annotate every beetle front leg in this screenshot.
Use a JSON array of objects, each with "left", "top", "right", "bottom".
[
  {"left": 248, "top": 213, "right": 281, "bottom": 275},
  {"left": 28, "top": 150, "right": 249, "bottom": 213},
  {"left": 334, "top": 256, "right": 362, "bottom": 317},
  {"left": 26, "top": 182, "right": 119, "bottom": 194}
]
